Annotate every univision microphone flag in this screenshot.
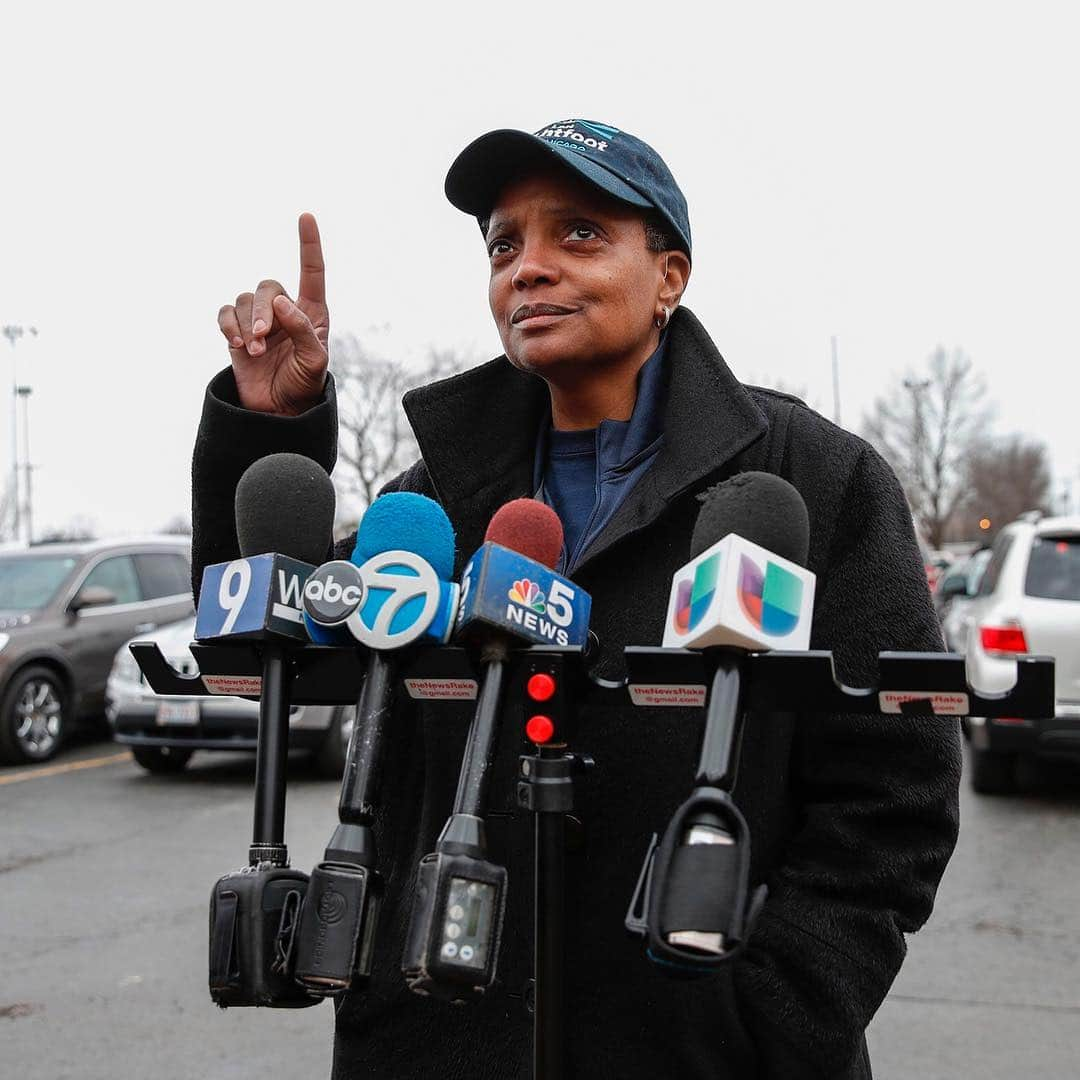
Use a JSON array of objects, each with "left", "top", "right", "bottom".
[{"left": 662, "top": 535, "right": 816, "bottom": 651}]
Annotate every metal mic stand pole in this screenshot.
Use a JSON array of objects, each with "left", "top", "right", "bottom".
[
  {"left": 250, "top": 641, "right": 291, "bottom": 867},
  {"left": 519, "top": 743, "right": 576, "bottom": 1080}
]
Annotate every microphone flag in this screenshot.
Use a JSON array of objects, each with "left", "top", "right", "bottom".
[{"left": 662, "top": 534, "right": 816, "bottom": 651}]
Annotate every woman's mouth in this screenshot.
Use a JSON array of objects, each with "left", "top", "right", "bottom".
[{"left": 511, "top": 303, "right": 578, "bottom": 326}]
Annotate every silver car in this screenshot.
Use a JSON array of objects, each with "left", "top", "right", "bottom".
[
  {"left": 953, "top": 514, "right": 1080, "bottom": 793},
  {"left": 107, "top": 615, "right": 353, "bottom": 775}
]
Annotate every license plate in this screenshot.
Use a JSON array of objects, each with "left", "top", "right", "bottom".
[{"left": 156, "top": 700, "right": 199, "bottom": 726}]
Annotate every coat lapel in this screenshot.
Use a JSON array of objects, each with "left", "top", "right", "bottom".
[
  {"left": 401, "top": 307, "right": 768, "bottom": 572},
  {"left": 401, "top": 356, "right": 548, "bottom": 561}
]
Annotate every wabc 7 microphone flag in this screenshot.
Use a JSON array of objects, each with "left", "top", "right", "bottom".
[{"left": 302, "top": 551, "right": 458, "bottom": 648}]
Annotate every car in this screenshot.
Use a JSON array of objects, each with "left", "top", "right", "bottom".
[
  {"left": 957, "top": 513, "right": 1080, "bottom": 793},
  {"left": 0, "top": 537, "right": 194, "bottom": 764},
  {"left": 936, "top": 547, "right": 992, "bottom": 647},
  {"left": 106, "top": 615, "right": 354, "bottom": 776}
]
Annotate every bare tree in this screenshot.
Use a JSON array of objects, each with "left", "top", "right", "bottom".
[
  {"left": 330, "top": 333, "right": 471, "bottom": 531},
  {"left": 954, "top": 435, "right": 1052, "bottom": 539},
  {"left": 863, "top": 347, "right": 992, "bottom": 549},
  {"left": 158, "top": 514, "right": 192, "bottom": 536},
  {"left": 35, "top": 517, "right": 96, "bottom": 543}
]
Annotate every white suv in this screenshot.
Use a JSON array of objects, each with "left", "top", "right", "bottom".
[{"left": 955, "top": 513, "right": 1080, "bottom": 793}]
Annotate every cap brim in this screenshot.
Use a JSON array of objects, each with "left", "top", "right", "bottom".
[{"left": 445, "top": 129, "right": 653, "bottom": 220}]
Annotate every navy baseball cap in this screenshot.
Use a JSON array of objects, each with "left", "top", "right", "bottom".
[{"left": 445, "top": 118, "right": 691, "bottom": 257}]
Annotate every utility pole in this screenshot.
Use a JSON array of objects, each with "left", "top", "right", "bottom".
[
  {"left": 831, "top": 335, "right": 841, "bottom": 426},
  {"left": 1, "top": 324, "right": 37, "bottom": 542},
  {"left": 17, "top": 386, "right": 32, "bottom": 544}
]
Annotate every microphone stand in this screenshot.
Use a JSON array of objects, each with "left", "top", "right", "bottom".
[
  {"left": 518, "top": 743, "right": 575, "bottom": 1080},
  {"left": 249, "top": 641, "right": 292, "bottom": 867},
  {"left": 293, "top": 648, "right": 395, "bottom": 993}
]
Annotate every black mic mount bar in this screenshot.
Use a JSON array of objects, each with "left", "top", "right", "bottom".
[{"left": 131, "top": 640, "right": 1055, "bottom": 1004}]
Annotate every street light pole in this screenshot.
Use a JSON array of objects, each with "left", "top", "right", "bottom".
[
  {"left": 17, "top": 386, "right": 33, "bottom": 544},
  {"left": 1, "top": 324, "right": 37, "bottom": 542}
]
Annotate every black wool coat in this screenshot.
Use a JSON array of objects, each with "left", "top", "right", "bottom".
[{"left": 191, "top": 307, "right": 961, "bottom": 1080}]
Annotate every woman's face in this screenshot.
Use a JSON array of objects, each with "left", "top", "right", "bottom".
[{"left": 485, "top": 168, "right": 675, "bottom": 378}]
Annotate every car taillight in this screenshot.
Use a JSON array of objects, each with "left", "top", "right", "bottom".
[{"left": 980, "top": 625, "right": 1029, "bottom": 655}]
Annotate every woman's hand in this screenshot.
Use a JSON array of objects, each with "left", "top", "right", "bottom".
[{"left": 217, "top": 213, "right": 330, "bottom": 415}]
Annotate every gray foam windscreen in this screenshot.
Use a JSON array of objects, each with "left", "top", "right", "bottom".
[
  {"left": 235, "top": 453, "right": 336, "bottom": 565},
  {"left": 690, "top": 472, "right": 810, "bottom": 567}
]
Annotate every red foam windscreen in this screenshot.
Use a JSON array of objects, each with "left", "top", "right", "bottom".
[{"left": 484, "top": 499, "right": 564, "bottom": 569}]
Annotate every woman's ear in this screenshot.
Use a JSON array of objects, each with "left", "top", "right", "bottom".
[{"left": 659, "top": 251, "right": 691, "bottom": 311}]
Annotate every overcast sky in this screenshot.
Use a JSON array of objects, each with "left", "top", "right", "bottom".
[{"left": 2, "top": 1, "right": 1078, "bottom": 539}]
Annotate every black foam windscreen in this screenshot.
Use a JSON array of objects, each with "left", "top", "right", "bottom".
[
  {"left": 690, "top": 472, "right": 810, "bottom": 567},
  {"left": 235, "top": 453, "right": 336, "bottom": 565}
]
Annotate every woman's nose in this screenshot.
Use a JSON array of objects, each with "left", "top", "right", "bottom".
[{"left": 512, "top": 239, "right": 560, "bottom": 290}]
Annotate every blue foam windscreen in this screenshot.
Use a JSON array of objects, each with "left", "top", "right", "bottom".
[{"left": 351, "top": 492, "right": 456, "bottom": 581}]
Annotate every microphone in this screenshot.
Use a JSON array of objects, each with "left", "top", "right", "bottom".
[
  {"left": 456, "top": 499, "right": 591, "bottom": 649},
  {"left": 293, "top": 492, "right": 459, "bottom": 996},
  {"left": 205, "top": 453, "right": 334, "bottom": 1010},
  {"left": 663, "top": 471, "right": 815, "bottom": 651},
  {"left": 301, "top": 491, "right": 460, "bottom": 649},
  {"left": 627, "top": 473, "right": 814, "bottom": 972},
  {"left": 196, "top": 453, "right": 334, "bottom": 645},
  {"left": 403, "top": 499, "right": 587, "bottom": 1001}
]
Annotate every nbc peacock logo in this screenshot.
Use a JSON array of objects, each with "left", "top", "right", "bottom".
[
  {"left": 737, "top": 555, "right": 803, "bottom": 637},
  {"left": 673, "top": 553, "right": 720, "bottom": 635},
  {"left": 509, "top": 578, "right": 547, "bottom": 614}
]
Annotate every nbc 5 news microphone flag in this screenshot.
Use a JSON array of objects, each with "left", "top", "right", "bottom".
[
  {"left": 456, "top": 542, "right": 591, "bottom": 648},
  {"left": 662, "top": 535, "right": 816, "bottom": 652}
]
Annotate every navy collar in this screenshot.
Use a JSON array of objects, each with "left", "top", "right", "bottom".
[{"left": 530, "top": 332, "right": 669, "bottom": 493}]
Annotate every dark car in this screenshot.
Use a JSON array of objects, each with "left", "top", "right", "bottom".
[{"left": 0, "top": 537, "right": 193, "bottom": 764}]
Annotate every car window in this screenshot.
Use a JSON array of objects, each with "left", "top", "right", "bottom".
[
  {"left": 81, "top": 555, "right": 141, "bottom": 605},
  {"left": 134, "top": 553, "right": 191, "bottom": 601},
  {"left": 1024, "top": 536, "right": 1080, "bottom": 601},
  {"left": 0, "top": 555, "right": 78, "bottom": 610},
  {"left": 965, "top": 549, "right": 993, "bottom": 595},
  {"left": 977, "top": 534, "right": 1014, "bottom": 597}
]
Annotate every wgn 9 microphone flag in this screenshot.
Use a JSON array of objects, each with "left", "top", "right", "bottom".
[
  {"left": 196, "top": 453, "right": 335, "bottom": 644},
  {"left": 662, "top": 472, "right": 816, "bottom": 652},
  {"left": 456, "top": 499, "right": 591, "bottom": 649}
]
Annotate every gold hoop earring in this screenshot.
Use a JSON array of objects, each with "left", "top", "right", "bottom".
[{"left": 655, "top": 306, "right": 671, "bottom": 329}]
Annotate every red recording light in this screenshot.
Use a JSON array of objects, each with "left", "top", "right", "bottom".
[
  {"left": 526, "top": 715, "right": 555, "bottom": 744},
  {"left": 980, "top": 626, "right": 1029, "bottom": 655},
  {"left": 526, "top": 673, "right": 557, "bottom": 702}
]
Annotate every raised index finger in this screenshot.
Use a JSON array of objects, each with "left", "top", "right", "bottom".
[{"left": 297, "top": 212, "right": 326, "bottom": 305}]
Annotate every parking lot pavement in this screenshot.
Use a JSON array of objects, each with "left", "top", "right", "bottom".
[
  {"left": 867, "top": 749, "right": 1080, "bottom": 1079},
  {"left": 1, "top": 736, "right": 337, "bottom": 1080},
  {"left": 2, "top": 736, "right": 1079, "bottom": 1078}
]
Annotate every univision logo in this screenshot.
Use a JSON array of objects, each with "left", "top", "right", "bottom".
[
  {"left": 673, "top": 553, "right": 720, "bottom": 635},
  {"left": 737, "top": 555, "right": 803, "bottom": 636}
]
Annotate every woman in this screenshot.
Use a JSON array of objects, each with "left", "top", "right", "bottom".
[{"left": 194, "top": 119, "right": 960, "bottom": 1079}]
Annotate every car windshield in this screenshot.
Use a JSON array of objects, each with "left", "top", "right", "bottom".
[
  {"left": 0, "top": 555, "right": 79, "bottom": 610},
  {"left": 1024, "top": 536, "right": 1080, "bottom": 601}
]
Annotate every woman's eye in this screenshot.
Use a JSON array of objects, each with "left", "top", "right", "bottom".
[
  {"left": 569, "top": 226, "right": 597, "bottom": 241},
  {"left": 488, "top": 240, "right": 513, "bottom": 257}
]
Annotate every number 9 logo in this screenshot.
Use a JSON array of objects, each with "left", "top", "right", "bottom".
[{"left": 218, "top": 560, "right": 253, "bottom": 635}]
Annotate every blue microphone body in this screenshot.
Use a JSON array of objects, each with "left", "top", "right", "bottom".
[{"left": 456, "top": 542, "right": 591, "bottom": 649}]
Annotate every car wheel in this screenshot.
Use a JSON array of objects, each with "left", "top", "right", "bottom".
[
  {"left": 132, "top": 745, "right": 193, "bottom": 774},
  {"left": 0, "top": 665, "right": 70, "bottom": 765},
  {"left": 970, "top": 746, "right": 1018, "bottom": 794},
  {"left": 311, "top": 706, "right": 354, "bottom": 778}
]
